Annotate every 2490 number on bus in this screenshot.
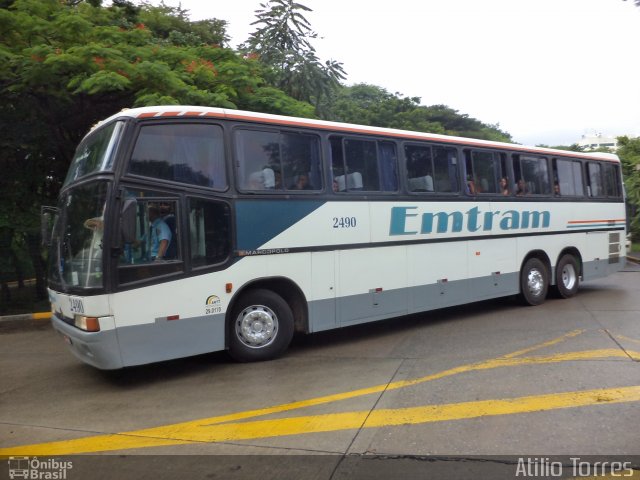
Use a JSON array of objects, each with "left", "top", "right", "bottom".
[{"left": 333, "top": 217, "right": 357, "bottom": 228}]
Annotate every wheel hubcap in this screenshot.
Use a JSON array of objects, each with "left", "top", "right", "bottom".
[
  {"left": 561, "top": 264, "right": 577, "bottom": 290},
  {"left": 527, "top": 269, "right": 544, "bottom": 296},
  {"left": 236, "top": 305, "right": 278, "bottom": 348}
]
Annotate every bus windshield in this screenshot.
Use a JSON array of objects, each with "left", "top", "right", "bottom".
[
  {"left": 63, "top": 121, "right": 124, "bottom": 186},
  {"left": 48, "top": 181, "right": 109, "bottom": 290}
]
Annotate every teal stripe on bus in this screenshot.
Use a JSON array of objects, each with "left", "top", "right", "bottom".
[{"left": 235, "top": 200, "right": 325, "bottom": 251}]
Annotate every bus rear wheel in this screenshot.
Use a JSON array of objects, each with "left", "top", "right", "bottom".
[
  {"left": 520, "top": 257, "right": 548, "bottom": 306},
  {"left": 555, "top": 254, "right": 580, "bottom": 298},
  {"left": 228, "top": 289, "right": 294, "bottom": 362}
]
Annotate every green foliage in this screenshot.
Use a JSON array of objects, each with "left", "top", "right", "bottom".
[
  {"left": 326, "top": 84, "right": 512, "bottom": 142},
  {"left": 243, "top": 0, "right": 346, "bottom": 113},
  {"left": 0, "top": 0, "right": 312, "bottom": 192},
  {"left": 617, "top": 136, "right": 640, "bottom": 240},
  {"left": 138, "top": 2, "right": 230, "bottom": 47},
  {"left": 536, "top": 144, "right": 585, "bottom": 152},
  {"left": 0, "top": 0, "right": 313, "bottom": 293}
]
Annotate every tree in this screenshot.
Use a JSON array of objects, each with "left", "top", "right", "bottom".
[
  {"left": 535, "top": 144, "right": 585, "bottom": 152},
  {"left": 242, "top": 0, "right": 346, "bottom": 114},
  {"left": 137, "top": 2, "right": 230, "bottom": 47},
  {"left": 0, "top": 0, "right": 314, "bottom": 303},
  {"left": 617, "top": 136, "right": 640, "bottom": 240},
  {"left": 327, "top": 84, "right": 512, "bottom": 142}
]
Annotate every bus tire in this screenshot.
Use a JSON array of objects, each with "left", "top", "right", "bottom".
[
  {"left": 520, "top": 257, "right": 548, "bottom": 306},
  {"left": 228, "top": 289, "right": 294, "bottom": 362},
  {"left": 554, "top": 254, "right": 580, "bottom": 299}
]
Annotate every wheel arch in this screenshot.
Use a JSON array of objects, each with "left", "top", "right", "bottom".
[
  {"left": 520, "top": 249, "right": 552, "bottom": 281},
  {"left": 554, "top": 247, "right": 583, "bottom": 284},
  {"left": 226, "top": 276, "right": 308, "bottom": 347}
]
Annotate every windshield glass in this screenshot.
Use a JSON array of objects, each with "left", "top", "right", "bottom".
[
  {"left": 63, "top": 121, "right": 124, "bottom": 186},
  {"left": 48, "top": 182, "right": 109, "bottom": 290}
]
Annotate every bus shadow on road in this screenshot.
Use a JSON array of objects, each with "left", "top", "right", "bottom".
[
  {"left": 289, "top": 295, "right": 524, "bottom": 353},
  {"left": 94, "top": 350, "right": 232, "bottom": 387}
]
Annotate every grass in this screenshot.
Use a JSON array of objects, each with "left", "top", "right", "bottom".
[{"left": 0, "top": 283, "right": 50, "bottom": 316}]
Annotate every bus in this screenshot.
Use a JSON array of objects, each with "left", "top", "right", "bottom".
[{"left": 44, "top": 106, "right": 627, "bottom": 369}]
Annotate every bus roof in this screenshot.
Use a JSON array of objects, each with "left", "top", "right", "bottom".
[{"left": 99, "top": 105, "right": 620, "bottom": 163}]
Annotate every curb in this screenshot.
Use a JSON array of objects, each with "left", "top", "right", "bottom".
[{"left": 0, "top": 311, "right": 51, "bottom": 324}]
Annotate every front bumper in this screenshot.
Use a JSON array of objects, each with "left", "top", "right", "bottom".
[{"left": 51, "top": 314, "right": 123, "bottom": 370}]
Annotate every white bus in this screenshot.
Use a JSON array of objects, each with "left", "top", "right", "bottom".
[{"left": 45, "top": 106, "right": 627, "bottom": 369}]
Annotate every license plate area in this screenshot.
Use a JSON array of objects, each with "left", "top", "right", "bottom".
[{"left": 68, "top": 297, "right": 85, "bottom": 314}]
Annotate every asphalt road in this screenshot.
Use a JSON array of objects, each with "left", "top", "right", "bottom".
[{"left": 1, "top": 264, "right": 639, "bottom": 479}]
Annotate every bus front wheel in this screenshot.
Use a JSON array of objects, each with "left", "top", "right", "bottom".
[
  {"left": 228, "top": 289, "right": 294, "bottom": 362},
  {"left": 554, "top": 254, "right": 580, "bottom": 298},
  {"left": 520, "top": 257, "right": 548, "bottom": 306}
]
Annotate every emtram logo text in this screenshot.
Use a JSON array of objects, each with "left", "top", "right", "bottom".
[{"left": 389, "top": 206, "right": 551, "bottom": 236}]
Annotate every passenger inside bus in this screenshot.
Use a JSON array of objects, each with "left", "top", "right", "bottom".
[
  {"left": 289, "top": 173, "right": 313, "bottom": 190},
  {"left": 159, "top": 202, "right": 177, "bottom": 259},
  {"left": 516, "top": 179, "right": 528, "bottom": 196},
  {"left": 147, "top": 206, "right": 172, "bottom": 261},
  {"left": 466, "top": 176, "right": 476, "bottom": 195},
  {"left": 500, "top": 177, "right": 510, "bottom": 195}
]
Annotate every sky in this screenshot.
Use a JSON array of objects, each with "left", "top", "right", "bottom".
[{"left": 156, "top": 0, "right": 640, "bottom": 147}]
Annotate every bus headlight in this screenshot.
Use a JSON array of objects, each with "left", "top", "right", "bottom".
[{"left": 74, "top": 315, "right": 101, "bottom": 332}]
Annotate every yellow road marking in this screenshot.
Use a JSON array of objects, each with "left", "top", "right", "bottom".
[
  {"left": 499, "top": 329, "right": 585, "bottom": 358},
  {"left": 574, "top": 469, "right": 640, "bottom": 480},
  {"left": 1, "top": 344, "right": 638, "bottom": 457},
  {"left": 2, "top": 385, "right": 639, "bottom": 456},
  {"left": 615, "top": 334, "right": 640, "bottom": 346}
]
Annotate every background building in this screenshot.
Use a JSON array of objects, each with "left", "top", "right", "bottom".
[{"left": 576, "top": 132, "right": 619, "bottom": 151}]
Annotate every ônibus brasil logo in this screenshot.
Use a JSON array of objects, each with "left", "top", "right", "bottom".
[{"left": 8, "top": 457, "right": 73, "bottom": 480}]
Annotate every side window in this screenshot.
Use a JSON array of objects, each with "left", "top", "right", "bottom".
[
  {"left": 405, "top": 144, "right": 434, "bottom": 192},
  {"left": 118, "top": 189, "right": 182, "bottom": 284},
  {"left": 345, "top": 138, "right": 379, "bottom": 190},
  {"left": 602, "top": 163, "right": 620, "bottom": 197},
  {"left": 513, "top": 155, "right": 551, "bottom": 196},
  {"left": 234, "top": 129, "right": 322, "bottom": 192},
  {"left": 434, "top": 146, "right": 459, "bottom": 193},
  {"left": 405, "top": 144, "right": 458, "bottom": 193},
  {"left": 128, "top": 123, "right": 226, "bottom": 189},
  {"left": 281, "top": 132, "right": 322, "bottom": 191},
  {"left": 587, "top": 162, "right": 603, "bottom": 197},
  {"left": 554, "top": 159, "right": 584, "bottom": 196},
  {"left": 465, "top": 150, "right": 503, "bottom": 195},
  {"left": 235, "top": 130, "right": 278, "bottom": 190},
  {"left": 330, "top": 136, "right": 397, "bottom": 192},
  {"left": 188, "top": 198, "right": 231, "bottom": 268}
]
